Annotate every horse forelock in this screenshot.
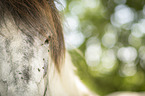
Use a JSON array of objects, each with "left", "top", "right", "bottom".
[{"left": 0, "top": 0, "right": 65, "bottom": 72}]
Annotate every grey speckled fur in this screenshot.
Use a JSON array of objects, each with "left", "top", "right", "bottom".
[
  {"left": 0, "top": 16, "right": 92, "bottom": 96},
  {"left": 0, "top": 18, "right": 50, "bottom": 96}
]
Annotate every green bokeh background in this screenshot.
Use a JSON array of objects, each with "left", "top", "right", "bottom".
[{"left": 60, "top": 0, "right": 145, "bottom": 95}]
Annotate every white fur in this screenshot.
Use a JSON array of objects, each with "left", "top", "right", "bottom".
[{"left": 0, "top": 17, "right": 96, "bottom": 96}]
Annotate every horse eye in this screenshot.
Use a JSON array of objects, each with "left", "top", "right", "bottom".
[{"left": 45, "top": 39, "right": 49, "bottom": 44}]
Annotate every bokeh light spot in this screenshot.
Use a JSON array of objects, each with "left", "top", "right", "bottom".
[
  {"left": 102, "top": 33, "right": 117, "bottom": 48},
  {"left": 117, "top": 47, "right": 137, "bottom": 63},
  {"left": 111, "top": 5, "right": 134, "bottom": 27}
]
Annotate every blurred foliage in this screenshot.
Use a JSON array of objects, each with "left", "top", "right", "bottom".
[{"left": 62, "top": 0, "right": 145, "bottom": 95}]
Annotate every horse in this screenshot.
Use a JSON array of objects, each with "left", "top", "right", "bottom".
[{"left": 0, "top": 0, "right": 95, "bottom": 96}]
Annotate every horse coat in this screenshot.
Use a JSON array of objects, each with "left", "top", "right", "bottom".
[
  {"left": 0, "top": 17, "right": 81, "bottom": 96},
  {"left": 0, "top": 0, "right": 94, "bottom": 96}
]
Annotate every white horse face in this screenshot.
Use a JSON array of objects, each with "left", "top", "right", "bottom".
[{"left": 0, "top": 19, "right": 50, "bottom": 96}]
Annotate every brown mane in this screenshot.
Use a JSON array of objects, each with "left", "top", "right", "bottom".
[{"left": 0, "top": 0, "right": 65, "bottom": 72}]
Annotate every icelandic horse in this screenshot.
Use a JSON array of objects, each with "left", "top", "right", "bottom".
[{"left": 0, "top": 0, "right": 95, "bottom": 96}]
